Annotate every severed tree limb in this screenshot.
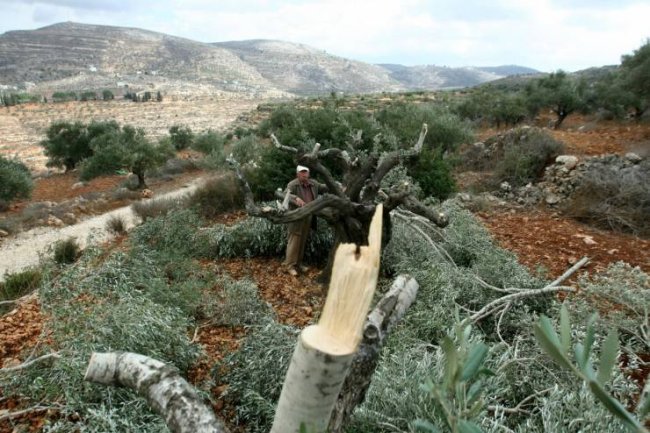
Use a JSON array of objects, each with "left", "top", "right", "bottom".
[
  {"left": 0, "top": 405, "right": 62, "bottom": 422},
  {"left": 270, "top": 133, "right": 298, "bottom": 153},
  {"left": 0, "top": 352, "right": 60, "bottom": 373},
  {"left": 85, "top": 352, "right": 229, "bottom": 433},
  {"left": 467, "top": 256, "right": 590, "bottom": 323},
  {"left": 328, "top": 275, "right": 420, "bottom": 433}
]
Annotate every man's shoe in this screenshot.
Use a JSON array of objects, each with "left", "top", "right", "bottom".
[{"left": 287, "top": 267, "right": 298, "bottom": 277}]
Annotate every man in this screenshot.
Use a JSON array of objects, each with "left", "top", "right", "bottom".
[{"left": 283, "top": 165, "right": 327, "bottom": 276}]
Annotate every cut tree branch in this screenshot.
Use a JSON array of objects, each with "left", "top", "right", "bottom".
[
  {"left": 468, "top": 257, "right": 589, "bottom": 323},
  {"left": 0, "top": 352, "right": 60, "bottom": 374},
  {"left": 85, "top": 352, "right": 229, "bottom": 433},
  {"left": 329, "top": 275, "right": 420, "bottom": 433}
]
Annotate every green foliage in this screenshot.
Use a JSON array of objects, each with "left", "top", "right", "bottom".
[
  {"left": 2, "top": 247, "right": 201, "bottom": 431},
  {"left": 230, "top": 135, "right": 260, "bottom": 165},
  {"left": 620, "top": 39, "right": 650, "bottom": 118},
  {"left": 219, "top": 321, "right": 299, "bottom": 433},
  {"left": 415, "top": 322, "right": 491, "bottom": 433},
  {"left": 1, "top": 268, "right": 42, "bottom": 300},
  {"left": 53, "top": 237, "right": 80, "bottom": 264},
  {"left": 79, "top": 91, "right": 97, "bottom": 101},
  {"left": 193, "top": 130, "right": 227, "bottom": 170},
  {"left": 169, "top": 124, "right": 194, "bottom": 150},
  {"left": 377, "top": 103, "right": 474, "bottom": 154},
  {"left": 205, "top": 214, "right": 333, "bottom": 264},
  {"left": 454, "top": 88, "right": 526, "bottom": 128},
  {"left": 41, "top": 121, "right": 93, "bottom": 171},
  {"left": 245, "top": 145, "right": 296, "bottom": 201},
  {"left": 534, "top": 305, "right": 648, "bottom": 432},
  {"left": 464, "top": 127, "right": 563, "bottom": 187},
  {"left": 51, "top": 91, "right": 77, "bottom": 102},
  {"left": 80, "top": 124, "right": 174, "bottom": 187},
  {"left": 187, "top": 174, "right": 244, "bottom": 219},
  {"left": 409, "top": 149, "right": 456, "bottom": 199},
  {"left": 0, "top": 155, "right": 33, "bottom": 208},
  {"left": 569, "top": 262, "right": 650, "bottom": 350},
  {"left": 202, "top": 276, "right": 273, "bottom": 326},
  {"left": 102, "top": 89, "right": 114, "bottom": 101},
  {"left": 565, "top": 159, "right": 650, "bottom": 236},
  {"left": 130, "top": 208, "right": 208, "bottom": 258},
  {"left": 524, "top": 71, "right": 588, "bottom": 128}
]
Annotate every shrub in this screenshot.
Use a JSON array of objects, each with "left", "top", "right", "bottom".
[
  {"left": 1, "top": 268, "right": 42, "bottom": 300},
  {"left": 169, "top": 124, "right": 194, "bottom": 150},
  {"left": 106, "top": 214, "right": 127, "bottom": 235},
  {"left": 202, "top": 276, "right": 273, "bottom": 326},
  {"left": 230, "top": 135, "right": 260, "bottom": 165},
  {"left": 408, "top": 149, "right": 456, "bottom": 199},
  {"left": 102, "top": 89, "right": 114, "bottom": 101},
  {"left": 187, "top": 174, "right": 244, "bottom": 219},
  {"left": 192, "top": 130, "right": 226, "bottom": 154},
  {"left": 53, "top": 237, "right": 80, "bottom": 264},
  {"left": 246, "top": 145, "right": 296, "bottom": 201},
  {"left": 0, "top": 156, "right": 33, "bottom": 209},
  {"left": 464, "top": 127, "right": 564, "bottom": 187},
  {"left": 130, "top": 208, "right": 208, "bottom": 258},
  {"left": 565, "top": 160, "right": 650, "bottom": 236},
  {"left": 131, "top": 196, "right": 188, "bottom": 221}
]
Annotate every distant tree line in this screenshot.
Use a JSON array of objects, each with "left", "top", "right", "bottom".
[
  {"left": 453, "top": 39, "right": 650, "bottom": 129},
  {"left": 1, "top": 89, "right": 165, "bottom": 106}
]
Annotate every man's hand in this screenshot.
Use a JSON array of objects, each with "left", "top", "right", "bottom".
[{"left": 295, "top": 197, "right": 305, "bottom": 207}]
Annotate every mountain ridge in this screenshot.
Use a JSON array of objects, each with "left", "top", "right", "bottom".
[{"left": 0, "top": 22, "right": 540, "bottom": 96}]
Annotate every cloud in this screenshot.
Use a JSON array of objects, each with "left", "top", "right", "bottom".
[{"left": 5, "top": 0, "right": 135, "bottom": 12}]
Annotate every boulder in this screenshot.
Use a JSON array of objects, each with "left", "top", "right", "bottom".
[
  {"left": 47, "top": 215, "right": 65, "bottom": 227},
  {"left": 0, "top": 229, "right": 9, "bottom": 237},
  {"left": 625, "top": 152, "right": 642, "bottom": 163},
  {"left": 555, "top": 155, "right": 579, "bottom": 170},
  {"left": 71, "top": 181, "right": 87, "bottom": 189}
]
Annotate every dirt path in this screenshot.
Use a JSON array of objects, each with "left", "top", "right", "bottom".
[{"left": 0, "top": 179, "right": 203, "bottom": 281}]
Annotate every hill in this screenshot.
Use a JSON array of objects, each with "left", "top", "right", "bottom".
[{"left": 0, "top": 22, "right": 539, "bottom": 96}]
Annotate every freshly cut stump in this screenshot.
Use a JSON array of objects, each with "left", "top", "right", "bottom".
[{"left": 271, "top": 205, "right": 383, "bottom": 433}]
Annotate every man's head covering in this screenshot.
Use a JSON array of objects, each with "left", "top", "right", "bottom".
[{"left": 296, "top": 165, "right": 310, "bottom": 173}]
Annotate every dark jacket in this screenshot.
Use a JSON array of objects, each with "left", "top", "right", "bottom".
[{"left": 285, "top": 178, "right": 328, "bottom": 233}]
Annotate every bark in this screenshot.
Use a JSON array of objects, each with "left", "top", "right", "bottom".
[
  {"left": 84, "top": 352, "right": 229, "bottom": 433},
  {"left": 329, "top": 275, "right": 420, "bottom": 433}
]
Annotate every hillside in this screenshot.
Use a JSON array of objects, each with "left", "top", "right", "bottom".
[
  {"left": 0, "top": 22, "right": 283, "bottom": 97},
  {"left": 214, "top": 39, "right": 404, "bottom": 96},
  {"left": 1, "top": 22, "right": 538, "bottom": 97}
]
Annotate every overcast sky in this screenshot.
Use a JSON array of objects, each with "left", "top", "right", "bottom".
[{"left": 1, "top": 0, "right": 648, "bottom": 72}]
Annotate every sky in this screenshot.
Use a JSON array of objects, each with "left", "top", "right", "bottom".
[{"left": 1, "top": 0, "right": 649, "bottom": 72}]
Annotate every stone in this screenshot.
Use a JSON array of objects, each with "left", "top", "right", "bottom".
[
  {"left": 625, "top": 152, "right": 642, "bottom": 163},
  {"left": 545, "top": 193, "right": 561, "bottom": 205},
  {"left": 500, "top": 181, "right": 512, "bottom": 192},
  {"left": 47, "top": 215, "right": 64, "bottom": 227},
  {"left": 141, "top": 189, "right": 154, "bottom": 198},
  {"left": 71, "top": 181, "right": 86, "bottom": 189},
  {"left": 458, "top": 193, "right": 471, "bottom": 202},
  {"left": 555, "top": 155, "right": 579, "bottom": 170},
  {"left": 62, "top": 212, "right": 78, "bottom": 224},
  {"left": 0, "top": 229, "right": 9, "bottom": 237}
]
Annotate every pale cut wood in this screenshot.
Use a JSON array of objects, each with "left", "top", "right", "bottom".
[{"left": 271, "top": 204, "right": 383, "bottom": 433}]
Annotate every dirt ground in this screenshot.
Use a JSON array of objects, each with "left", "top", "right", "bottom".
[
  {"left": 1, "top": 107, "right": 649, "bottom": 430},
  {"left": 0, "top": 98, "right": 265, "bottom": 172}
]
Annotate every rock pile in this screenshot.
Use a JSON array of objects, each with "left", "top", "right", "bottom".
[{"left": 498, "top": 152, "right": 646, "bottom": 206}]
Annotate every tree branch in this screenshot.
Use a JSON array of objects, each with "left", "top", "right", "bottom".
[
  {"left": 0, "top": 352, "right": 60, "bottom": 373},
  {"left": 328, "top": 275, "right": 420, "bottom": 433},
  {"left": 270, "top": 133, "right": 297, "bottom": 153},
  {"left": 85, "top": 352, "right": 229, "bottom": 433},
  {"left": 466, "top": 257, "right": 590, "bottom": 324},
  {"left": 0, "top": 405, "right": 62, "bottom": 422}
]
